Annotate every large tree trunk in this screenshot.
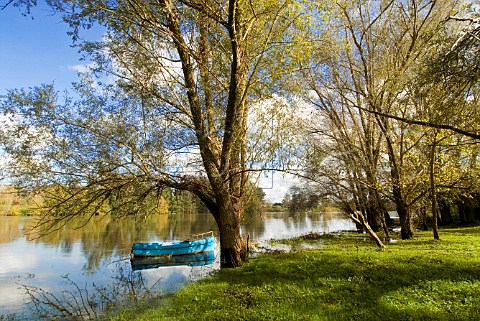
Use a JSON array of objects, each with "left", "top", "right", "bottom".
[
  {"left": 218, "top": 219, "right": 247, "bottom": 268},
  {"left": 394, "top": 187, "right": 414, "bottom": 239},
  {"left": 216, "top": 197, "right": 248, "bottom": 268},
  {"left": 166, "top": 0, "right": 249, "bottom": 268},
  {"left": 195, "top": 186, "right": 247, "bottom": 268},
  {"left": 383, "top": 133, "right": 414, "bottom": 239},
  {"left": 366, "top": 204, "right": 382, "bottom": 232},
  {"left": 367, "top": 187, "right": 387, "bottom": 234},
  {"left": 399, "top": 208, "right": 414, "bottom": 239}
]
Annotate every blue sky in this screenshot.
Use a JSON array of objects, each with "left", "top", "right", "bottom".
[{"left": 0, "top": 2, "right": 100, "bottom": 94}]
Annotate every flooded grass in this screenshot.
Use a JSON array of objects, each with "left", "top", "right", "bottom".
[{"left": 109, "top": 226, "right": 480, "bottom": 321}]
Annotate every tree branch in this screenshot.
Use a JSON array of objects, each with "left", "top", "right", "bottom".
[{"left": 355, "top": 105, "right": 480, "bottom": 140}]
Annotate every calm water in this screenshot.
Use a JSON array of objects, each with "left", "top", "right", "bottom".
[{"left": 0, "top": 211, "right": 355, "bottom": 319}]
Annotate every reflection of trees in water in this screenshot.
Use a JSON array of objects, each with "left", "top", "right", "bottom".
[
  {"left": 23, "top": 263, "right": 155, "bottom": 320},
  {"left": 288, "top": 211, "right": 308, "bottom": 222},
  {"left": 19, "top": 212, "right": 219, "bottom": 271},
  {"left": 284, "top": 211, "right": 350, "bottom": 234},
  {"left": 0, "top": 216, "right": 23, "bottom": 243},
  {"left": 242, "top": 210, "right": 265, "bottom": 240},
  {"left": 6, "top": 211, "right": 353, "bottom": 273},
  {"left": 284, "top": 211, "right": 308, "bottom": 232},
  {"left": 167, "top": 212, "right": 218, "bottom": 240},
  {"left": 23, "top": 214, "right": 170, "bottom": 271}
]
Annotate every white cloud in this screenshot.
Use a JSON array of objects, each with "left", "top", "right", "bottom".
[
  {"left": 66, "top": 62, "right": 96, "bottom": 74},
  {"left": 260, "top": 172, "right": 300, "bottom": 203}
]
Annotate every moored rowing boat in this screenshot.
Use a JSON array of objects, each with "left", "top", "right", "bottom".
[
  {"left": 131, "top": 231, "right": 216, "bottom": 259},
  {"left": 131, "top": 251, "right": 215, "bottom": 270}
]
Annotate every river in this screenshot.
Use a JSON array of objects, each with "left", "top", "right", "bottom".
[{"left": 0, "top": 211, "right": 356, "bottom": 319}]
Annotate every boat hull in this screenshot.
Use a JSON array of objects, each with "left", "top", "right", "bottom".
[
  {"left": 131, "top": 235, "right": 216, "bottom": 258},
  {"left": 131, "top": 251, "right": 215, "bottom": 271}
]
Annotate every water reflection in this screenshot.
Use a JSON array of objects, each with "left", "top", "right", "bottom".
[
  {"left": 16, "top": 213, "right": 219, "bottom": 272},
  {"left": 0, "top": 211, "right": 355, "bottom": 319},
  {"left": 247, "top": 210, "right": 356, "bottom": 241},
  {"left": 0, "top": 216, "right": 25, "bottom": 243}
]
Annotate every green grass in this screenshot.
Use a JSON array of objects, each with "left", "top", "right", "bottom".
[{"left": 109, "top": 226, "right": 480, "bottom": 321}]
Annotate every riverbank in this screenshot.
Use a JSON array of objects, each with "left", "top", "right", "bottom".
[{"left": 110, "top": 226, "right": 480, "bottom": 321}]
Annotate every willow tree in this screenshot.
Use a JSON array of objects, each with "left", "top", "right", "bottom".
[
  {"left": 0, "top": 0, "right": 308, "bottom": 267},
  {"left": 301, "top": 0, "right": 463, "bottom": 240}
]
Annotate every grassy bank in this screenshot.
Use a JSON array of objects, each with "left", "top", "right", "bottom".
[{"left": 111, "top": 226, "right": 480, "bottom": 321}]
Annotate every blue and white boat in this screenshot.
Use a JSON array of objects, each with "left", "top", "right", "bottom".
[
  {"left": 131, "top": 251, "right": 215, "bottom": 271},
  {"left": 131, "top": 231, "right": 216, "bottom": 259}
]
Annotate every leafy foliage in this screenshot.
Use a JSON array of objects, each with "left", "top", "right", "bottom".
[{"left": 298, "top": 0, "right": 480, "bottom": 240}]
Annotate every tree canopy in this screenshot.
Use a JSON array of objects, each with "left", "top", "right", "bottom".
[
  {"left": 297, "top": 0, "right": 480, "bottom": 242},
  {"left": 1, "top": 0, "right": 311, "bottom": 267}
]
